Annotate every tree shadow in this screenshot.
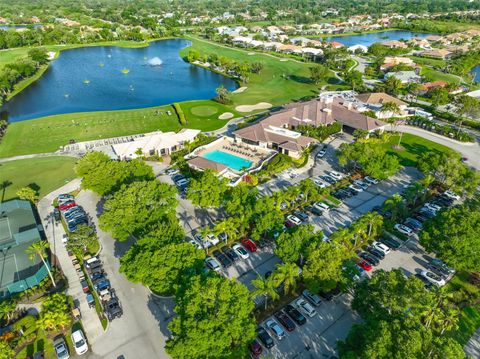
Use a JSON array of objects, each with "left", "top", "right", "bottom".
[
  {"left": 147, "top": 295, "right": 175, "bottom": 340},
  {"left": 0, "top": 180, "right": 12, "bottom": 202},
  {"left": 27, "top": 182, "right": 41, "bottom": 193},
  {"left": 289, "top": 75, "right": 313, "bottom": 84}
]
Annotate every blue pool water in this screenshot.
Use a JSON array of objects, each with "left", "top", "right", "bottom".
[{"left": 202, "top": 150, "right": 253, "bottom": 171}]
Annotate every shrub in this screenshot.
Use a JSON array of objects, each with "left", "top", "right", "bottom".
[{"left": 173, "top": 103, "right": 187, "bottom": 126}]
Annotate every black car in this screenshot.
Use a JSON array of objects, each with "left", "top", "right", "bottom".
[
  {"left": 212, "top": 250, "right": 232, "bottom": 268},
  {"left": 380, "top": 237, "right": 401, "bottom": 250},
  {"left": 318, "top": 291, "right": 333, "bottom": 301},
  {"left": 359, "top": 252, "right": 380, "bottom": 266},
  {"left": 294, "top": 211, "right": 309, "bottom": 222},
  {"left": 256, "top": 238, "right": 269, "bottom": 249},
  {"left": 434, "top": 196, "right": 454, "bottom": 207},
  {"left": 415, "top": 273, "right": 435, "bottom": 290},
  {"left": 221, "top": 247, "right": 239, "bottom": 262},
  {"left": 366, "top": 247, "right": 385, "bottom": 260},
  {"left": 90, "top": 271, "right": 105, "bottom": 282},
  {"left": 426, "top": 263, "right": 450, "bottom": 279},
  {"left": 332, "top": 191, "right": 349, "bottom": 200},
  {"left": 320, "top": 175, "right": 336, "bottom": 185},
  {"left": 274, "top": 310, "right": 296, "bottom": 332},
  {"left": 284, "top": 304, "right": 307, "bottom": 325},
  {"left": 257, "top": 325, "right": 275, "bottom": 349},
  {"left": 305, "top": 205, "right": 323, "bottom": 216},
  {"left": 344, "top": 187, "right": 357, "bottom": 197},
  {"left": 53, "top": 208, "right": 61, "bottom": 221},
  {"left": 412, "top": 213, "right": 428, "bottom": 223}
]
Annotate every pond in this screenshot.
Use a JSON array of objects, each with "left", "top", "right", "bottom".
[
  {"left": 471, "top": 65, "right": 480, "bottom": 82},
  {"left": 324, "top": 30, "right": 435, "bottom": 48},
  {"left": 3, "top": 39, "right": 238, "bottom": 122},
  {"left": 0, "top": 25, "right": 43, "bottom": 30}
]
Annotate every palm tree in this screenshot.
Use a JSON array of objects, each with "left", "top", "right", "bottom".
[
  {"left": 272, "top": 262, "right": 300, "bottom": 294},
  {"left": 251, "top": 275, "right": 279, "bottom": 310},
  {"left": 362, "top": 212, "right": 384, "bottom": 238},
  {"left": 26, "top": 241, "right": 56, "bottom": 287},
  {"left": 381, "top": 101, "right": 404, "bottom": 148},
  {"left": 214, "top": 217, "right": 237, "bottom": 243},
  {"left": 0, "top": 300, "right": 16, "bottom": 325},
  {"left": 384, "top": 193, "right": 406, "bottom": 222},
  {"left": 419, "top": 175, "right": 435, "bottom": 191}
]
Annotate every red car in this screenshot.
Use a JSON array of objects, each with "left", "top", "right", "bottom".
[
  {"left": 284, "top": 220, "right": 295, "bottom": 228},
  {"left": 59, "top": 201, "right": 76, "bottom": 211},
  {"left": 357, "top": 259, "right": 373, "bottom": 272},
  {"left": 249, "top": 339, "right": 262, "bottom": 357},
  {"left": 241, "top": 238, "right": 257, "bottom": 252},
  {"left": 80, "top": 279, "right": 89, "bottom": 293}
]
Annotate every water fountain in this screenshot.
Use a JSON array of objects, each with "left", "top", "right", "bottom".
[{"left": 147, "top": 57, "right": 163, "bottom": 66}]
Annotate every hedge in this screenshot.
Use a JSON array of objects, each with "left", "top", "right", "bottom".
[{"left": 173, "top": 103, "right": 187, "bottom": 126}]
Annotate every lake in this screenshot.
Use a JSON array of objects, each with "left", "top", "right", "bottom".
[
  {"left": 325, "top": 30, "right": 434, "bottom": 48},
  {"left": 3, "top": 39, "right": 238, "bottom": 122},
  {"left": 0, "top": 25, "right": 43, "bottom": 30},
  {"left": 471, "top": 65, "right": 480, "bottom": 82}
]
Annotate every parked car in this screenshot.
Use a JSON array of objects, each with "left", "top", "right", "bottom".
[
  {"left": 53, "top": 337, "right": 69, "bottom": 359},
  {"left": 274, "top": 311, "right": 296, "bottom": 332},
  {"left": 356, "top": 259, "right": 373, "bottom": 271},
  {"left": 294, "top": 211, "right": 309, "bottom": 222},
  {"left": 364, "top": 176, "right": 379, "bottom": 185},
  {"left": 212, "top": 250, "right": 232, "bottom": 268},
  {"left": 359, "top": 252, "right": 380, "bottom": 266},
  {"left": 372, "top": 241, "right": 391, "bottom": 255},
  {"left": 71, "top": 329, "right": 88, "bottom": 355},
  {"left": 58, "top": 194, "right": 74, "bottom": 202},
  {"left": 221, "top": 246, "right": 239, "bottom": 262},
  {"left": 284, "top": 304, "right": 306, "bottom": 325},
  {"left": 423, "top": 202, "right": 442, "bottom": 213},
  {"left": 302, "top": 289, "right": 322, "bottom": 306},
  {"left": 286, "top": 214, "right": 302, "bottom": 226},
  {"left": 205, "top": 256, "right": 221, "bottom": 271},
  {"left": 257, "top": 326, "right": 274, "bottom": 349},
  {"left": 316, "top": 148, "right": 327, "bottom": 158},
  {"left": 328, "top": 171, "right": 344, "bottom": 180},
  {"left": 430, "top": 258, "right": 455, "bottom": 275},
  {"left": 103, "top": 290, "right": 123, "bottom": 321},
  {"left": 353, "top": 180, "right": 369, "bottom": 190},
  {"left": 218, "top": 232, "right": 228, "bottom": 242},
  {"left": 314, "top": 202, "right": 330, "bottom": 212},
  {"left": 348, "top": 184, "right": 363, "bottom": 193},
  {"left": 305, "top": 205, "right": 323, "bottom": 216},
  {"left": 443, "top": 190, "right": 460, "bottom": 201},
  {"left": 80, "top": 279, "right": 89, "bottom": 293},
  {"left": 265, "top": 319, "right": 285, "bottom": 340},
  {"left": 394, "top": 223, "right": 414, "bottom": 237},
  {"left": 95, "top": 279, "right": 111, "bottom": 292},
  {"left": 232, "top": 244, "right": 249, "bottom": 259},
  {"left": 380, "top": 237, "right": 401, "bottom": 250},
  {"left": 59, "top": 201, "right": 76, "bottom": 211},
  {"left": 85, "top": 257, "right": 101, "bottom": 270},
  {"left": 249, "top": 340, "right": 263, "bottom": 357},
  {"left": 241, "top": 238, "right": 257, "bottom": 252},
  {"left": 206, "top": 233, "right": 219, "bottom": 246},
  {"left": 313, "top": 179, "right": 328, "bottom": 188},
  {"left": 320, "top": 175, "right": 336, "bottom": 185},
  {"left": 366, "top": 247, "right": 385, "bottom": 260},
  {"left": 295, "top": 298, "right": 317, "bottom": 317},
  {"left": 415, "top": 273, "right": 435, "bottom": 290},
  {"left": 420, "top": 270, "right": 446, "bottom": 287},
  {"left": 53, "top": 208, "right": 61, "bottom": 221},
  {"left": 188, "top": 238, "right": 202, "bottom": 250},
  {"left": 165, "top": 168, "right": 179, "bottom": 176},
  {"left": 404, "top": 218, "right": 422, "bottom": 231}
]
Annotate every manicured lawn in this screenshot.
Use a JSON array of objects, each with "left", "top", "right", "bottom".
[
  {"left": 420, "top": 67, "right": 461, "bottom": 84},
  {"left": 384, "top": 133, "right": 455, "bottom": 167},
  {"left": 409, "top": 56, "right": 446, "bottom": 68},
  {"left": 0, "top": 156, "right": 77, "bottom": 201},
  {"left": 181, "top": 36, "right": 336, "bottom": 106},
  {"left": 0, "top": 47, "right": 30, "bottom": 69},
  {"left": 180, "top": 100, "right": 243, "bottom": 129},
  {"left": 0, "top": 105, "right": 181, "bottom": 157}
]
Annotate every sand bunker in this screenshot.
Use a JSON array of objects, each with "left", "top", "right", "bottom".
[
  {"left": 233, "top": 87, "right": 247, "bottom": 93},
  {"left": 235, "top": 102, "right": 272, "bottom": 112},
  {"left": 280, "top": 59, "right": 289, "bottom": 62},
  {"left": 248, "top": 52, "right": 255, "bottom": 55},
  {"left": 219, "top": 112, "right": 234, "bottom": 120}
]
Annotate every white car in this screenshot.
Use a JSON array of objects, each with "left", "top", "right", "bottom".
[
  {"left": 313, "top": 179, "right": 328, "bottom": 188},
  {"left": 364, "top": 176, "right": 379, "bottom": 185},
  {"left": 205, "top": 256, "right": 221, "bottom": 271},
  {"left": 71, "top": 329, "right": 88, "bottom": 355},
  {"left": 316, "top": 149, "right": 327, "bottom": 158},
  {"left": 232, "top": 244, "right": 249, "bottom": 259},
  {"left": 423, "top": 202, "right": 441, "bottom": 212},
  {"left": 165, "top": 168, "right": 179, "bottom": 176},
  {"left": 443, "top": 190, "right": 460, "bottom": 201},
  {"left": 353, "top": 180, "right": 369, "bottom": 190},
  {"left": 372, "top": 241, "right": 390, "bottom": 255},
  {"left": 328, "top": 171, "right": 344, "bottom": 180},
  {"left": 286, "top": 214, "right": 302, "bottom": 225},
  {"left": 188, "top": 238, "right": 202, "bottom": 250},
  {"left": 206, "top": 233, "right": 219, "bottom": 246},
  {"left": 420, "top": 270, "right": 446, "bottom": 287},
  {"left": 348, "top": 184, "right": 363, "bottom": 193},
  {"left": 265, "top": 319, "right": 285, "bottom": 340},
  {"left": 53, "top": 337, "right": 69, "bottom": 359},
  {"left": 314, "top": 202, "right": 330, "bottom": 212},
  {"left": 295, "top": 298, "right": 317, "bottom": 317},
  {"left": 394, "top": 223, "right": 414, "bottom": 236}
]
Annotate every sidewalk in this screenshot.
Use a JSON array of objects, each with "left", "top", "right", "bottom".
[{"left": 37, "top": 179, "right": 104, "bottom": 342}]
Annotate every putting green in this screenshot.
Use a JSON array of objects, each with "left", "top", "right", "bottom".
[{"left": 190, "top": 105, "right": 219, "bottom": 117}]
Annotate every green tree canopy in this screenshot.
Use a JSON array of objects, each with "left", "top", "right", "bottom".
[
  {"left": 309, "top": 64, "right": 329, "bottom": 85},
  {"left": 275, "top": 224, "right": 319, "bottom": 264},
  {"left": 99, "top": 180, "right": 177, "bottom": 241},
  {"left": 187, "top": 170, "right": 228, "bottom": 208},
  {"left": 166, "top": 275, "right": 256, "bottom": 359},
  {"left": 37, "top": 293, "right": 71, "bottom": 332},
  {"left": 16, "top": 186, "right": 38, "bottom": 203}
]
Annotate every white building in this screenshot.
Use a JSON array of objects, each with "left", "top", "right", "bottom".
[{"left": 112, "top": 129, "right": 200, "bottom": 160}]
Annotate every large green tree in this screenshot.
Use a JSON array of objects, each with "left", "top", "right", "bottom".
[
  {"left": 120, "top": 242, "right": 205, "bottom": 295},
  {"left": 187, "top": 170, "right": 228, "bottom": 208},
  {"left": 99, "top": 180, "right": 177, "bottom": 241},
  {"left": 37, "top": 293, "right": 71, "bottom": 332},
  {"left": 166, "top": 276, "right": 256, "bottom": 359},
  {"left": 420, "top": 200, "right": 480, "bottom": 272},
  {"left": 275, "top": 224, "right": 318, "bottom": 264}
]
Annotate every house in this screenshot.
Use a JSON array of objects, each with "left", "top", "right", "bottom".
[
  {"left": 426, "top": 35, "right": 443, "bottom": 43},
  {"left": 384, "top": 71, "right": 422, "bottom": 84},
  {"left": 409, "top": 38, "right": 431, "bottom": 49},
  {"left": 356, "top": 92, "right": 408, "bottom": 118},
  {"left": 328, "top": 41, "right": 344, "bottom": 49},
  {"left": 420, "top": 48, "right": 453, "bottom": 59},
  {"left": 420, "top": 81, "right": 448, "bottom": 94},
  {"left": 348, "top": 44, "right": 368, "bottom": 53},
  {"left": 232, "top": 36, "right": 252, "bottom": 46},
  {"left": 301, "top": 48, "right": 323, "bottom": 59},
  {"left": 112, "top": 129, "right": 200, "bottom": 160},
  {"left": 0, "top": 200, "right": 49, "bottom": 299},
  {"left": 380, "top": 56, "right": 415, "bottom": 71},
  {"left": 234, "top": 97, "right": 388, "bottom": 158},
  {"left": 277, "top": 44, "right": 302, "bottom": 54},
  {"left": 187, "top": 157, "right": 229, "bottom": 176},
  {"left": 382, "top": 40, "right": 408, "bottom": 49}
]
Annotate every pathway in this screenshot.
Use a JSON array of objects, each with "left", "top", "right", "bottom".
[
  {"left": 0, "top": 152, "right": 78, "bottom": 163},
  {"left": 37, "top": 179, "right": 105, "bottom": 341},
  {"left": 393, "top": 125, "right": 480, "bottom": 170},
  {"left": 465, "top": 327, "right": 480, "bottom": 359}
]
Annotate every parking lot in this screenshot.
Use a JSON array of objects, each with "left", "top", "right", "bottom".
[{"left": 259, "top": 294, "right": 360, "bottom": 359}]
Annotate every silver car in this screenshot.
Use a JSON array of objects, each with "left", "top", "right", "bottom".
[{"left": 54, "top": 337, "right": 70, "bottom": 359}]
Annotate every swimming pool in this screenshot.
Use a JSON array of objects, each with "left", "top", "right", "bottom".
[{"left": 202, "top": 150, "right": 253, "bottom": 171}]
